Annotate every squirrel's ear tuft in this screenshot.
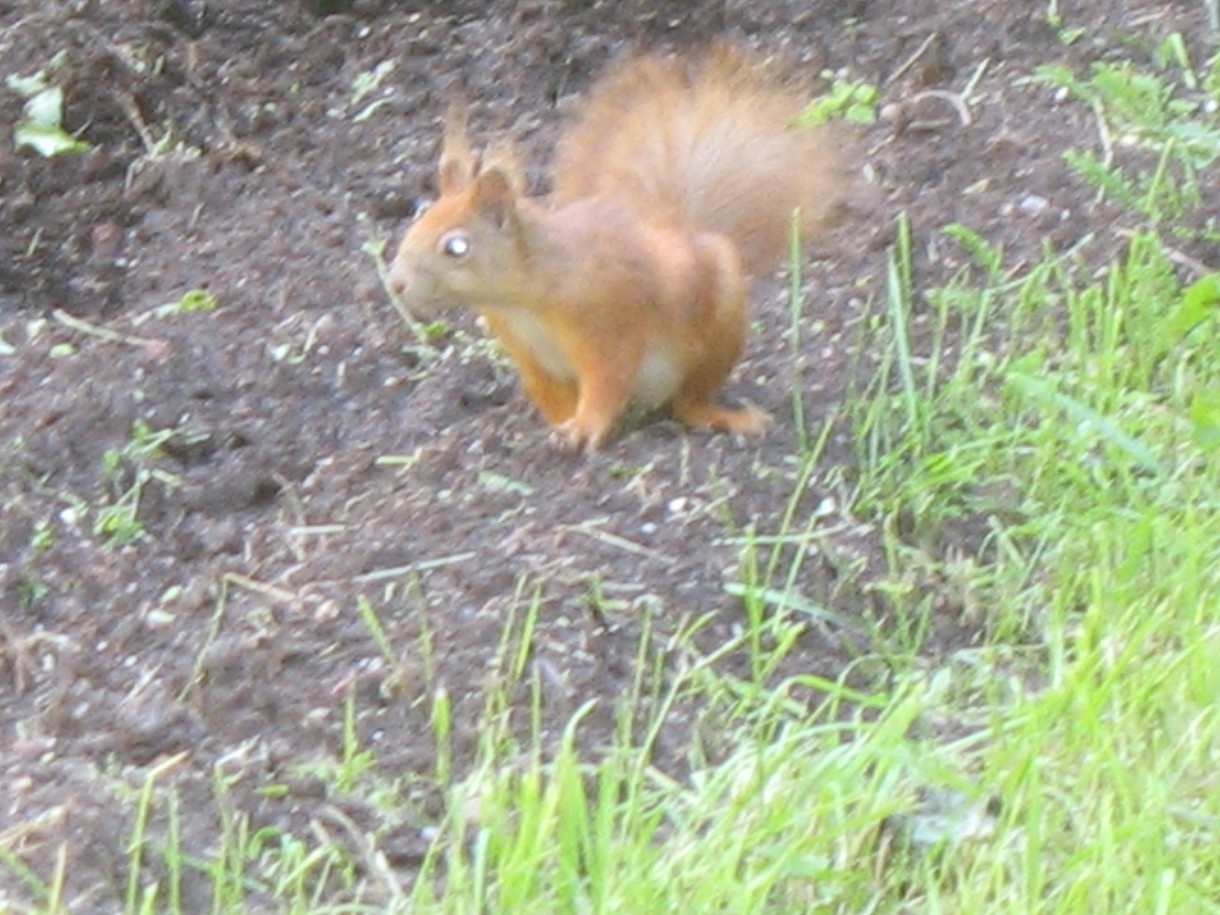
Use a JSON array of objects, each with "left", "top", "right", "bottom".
[
  {"left": 472, "top": 166, "right": 519, "bottom": 227},
  {"left": 439, "top": 102, "right": 477, "bottom": 194},
  {"left": 482, "top": 142, "right": 525, "bottom": 196}
]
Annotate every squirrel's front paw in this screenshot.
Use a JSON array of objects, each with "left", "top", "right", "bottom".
[{"left": 553, "top": 416, "right": 612, "bottom": 452}]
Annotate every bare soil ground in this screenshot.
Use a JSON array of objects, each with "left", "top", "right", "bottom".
[{"left": 1, "top": 0, "right": 1213, "bottom": 909}]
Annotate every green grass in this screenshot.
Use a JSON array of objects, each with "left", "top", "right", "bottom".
[
  {"left": 1036, "top": 35, "right": 1220, "bottom": 223},
  {"left": 6, "top": 28, "right": 1220, "bottom": 915}
]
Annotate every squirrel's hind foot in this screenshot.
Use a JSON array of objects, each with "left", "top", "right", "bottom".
[{"left": 672, "top": 401, "right": 771, "bottom": 437}]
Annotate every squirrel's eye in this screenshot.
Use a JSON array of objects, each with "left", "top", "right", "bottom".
[{"left": 440, "top": 233, "right": 470, "bottom": 259}]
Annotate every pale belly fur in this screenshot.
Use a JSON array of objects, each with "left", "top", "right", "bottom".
[{"left": 494, "top": 309, "right": 683, "bottom": 408}]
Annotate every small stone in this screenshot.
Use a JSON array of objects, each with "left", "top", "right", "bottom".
[{"left": 1018, "top": 194, "right": 1049, "bottom": 216}]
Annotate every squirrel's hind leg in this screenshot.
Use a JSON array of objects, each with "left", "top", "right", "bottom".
[
  {"left": 672, "top": 397, "right": 771, "bottom": 436},
  {"left": 670, "top": 331, "right": 770, "bottom": 436},
  {"left": 671, "top": 235, "right": 768, "bottom": 437}
]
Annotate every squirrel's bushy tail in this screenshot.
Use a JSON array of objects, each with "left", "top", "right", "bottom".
[{"left": 553, "top": 44, "right": 843, "bottom": 276}]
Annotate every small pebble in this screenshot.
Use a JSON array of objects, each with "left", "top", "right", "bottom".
[{"left": 1018, "top": 194, "right": 1049, "bottom": 216}]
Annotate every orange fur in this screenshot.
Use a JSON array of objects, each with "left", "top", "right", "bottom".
[{"left": 389, "top": 45, "right": 841, "bottom": 450}]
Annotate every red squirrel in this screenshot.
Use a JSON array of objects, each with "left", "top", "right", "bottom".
[{"left": 389, "top": 45, "right": 842, "bottom": 450}]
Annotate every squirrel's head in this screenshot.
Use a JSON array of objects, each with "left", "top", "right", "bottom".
[
  {"left": 388, "top": 164, "right": 531, "bottom": 314},
  {"left": 389, "top": 105, "right": 533, "bottom": 315}
]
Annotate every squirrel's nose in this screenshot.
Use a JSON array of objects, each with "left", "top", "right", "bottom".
[{"left": 387, "top": 259, "right": 408, "bottom": 299}]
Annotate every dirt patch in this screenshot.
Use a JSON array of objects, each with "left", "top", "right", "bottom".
[{"left": 1, "top": 0, "right": 1214, "bottom": 909}]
